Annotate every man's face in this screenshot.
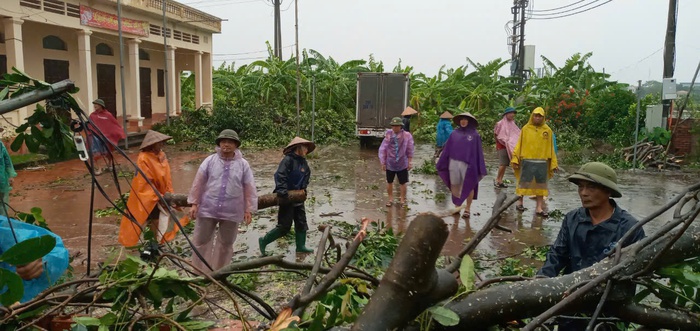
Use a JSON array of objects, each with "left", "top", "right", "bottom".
[
  {"left": 459, "top": 118, "right": 469, "bottom": 128},
  {"left": 532, "top": 114, "right": 544, "bottom": 125},
  {"left": 576, "top": 180, "right": 611, "bottom": 209},
  {"left": 391, "top": 125, "right": 402, "bottom": 134},
  {"left": 296, "top": 144, "right": 309, "bottom": 157},
  {"left": 93, "top": 104, "right": 103, "bottom": 112},
  {"left": 219, "top": 139, "right": 238, "bottom": 154},
  {"left": 506, "top": 112, "right": 516, "bottom": 121}
]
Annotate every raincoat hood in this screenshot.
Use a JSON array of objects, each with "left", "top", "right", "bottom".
[{"left": 528, "top": 107, "right": 547, "bottom": 126}]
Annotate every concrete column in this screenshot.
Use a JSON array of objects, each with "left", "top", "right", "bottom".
[
  {"left": 166, "top": 45, "right": 178, "bottom": 115},
  {"left": 193, "top": 51, "right": 203, "bottom": 109},
  {"left": 2, "top": 18, "right": 27, "bottom": 125},
  {"left": 202, "top": 52, "right": 213, "bottom": 109},
  {"left": 126, "top": 39, "right": 142, "bottom": 125},
  {"left": 76, "top": 29, "right": 94, "bottom": 114}
]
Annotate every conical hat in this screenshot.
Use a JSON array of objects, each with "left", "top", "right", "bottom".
[
  {"left": 139, "top": 130, "right": 172, "bottom": 150},
  {"left": 439, "top": 111, "right": 453, "bottom": 119},
  {"left": 452, "top": 112, "right": 479, "bottom": 128},
  {"left": 283, "top": 136, "right": 316, "bottom": 155},
  {"left": 401, "top": 106, "right": 418, "bottom": 116}
]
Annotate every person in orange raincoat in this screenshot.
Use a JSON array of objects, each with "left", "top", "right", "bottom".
[{"left": 118, "top": 130, "right": 189, "bottom": 247}]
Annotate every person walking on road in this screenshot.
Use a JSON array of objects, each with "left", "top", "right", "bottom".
[
  {"left": 434, "top": 111, "right": 454, "bottom": 159},
  {"left": 259, "top": 137, "right": 315, "bottom": 256},
  {"left": 188, "top": 129, "right": 257, "bottom": 272},
  {"left": 401, "top": 106, "right": 418, "bottom": 133},
  {"left": 493, "top": 107, "right": 520, "bottom": 188},
  {"left": 88, "top": 99, "right": 126, "bottom": 175},
  {"left": 378, "top": 117, "right": 415, "bottom": 207}
]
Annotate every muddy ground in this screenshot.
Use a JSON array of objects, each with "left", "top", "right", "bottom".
[{"left": 8, "top": 142, "right": 699, "bottom": 321}]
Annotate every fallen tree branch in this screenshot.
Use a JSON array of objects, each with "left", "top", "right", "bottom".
[
  {"left": 164, "top": 190, "right": 307, "bottom": 209},
  {"left": 293, "top": 224, "right": 332, "bottom": 316},
  {"left": 352, "top": 214, "right": 458, "bottom": 331},
  {"left": 610, "top": 302, "right": 700, "bottom": 331}
]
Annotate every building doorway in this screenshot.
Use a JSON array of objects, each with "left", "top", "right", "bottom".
[
  {"left": 96, "top": 64, "right": 117, "bottom": 117},
  {"left": 43, "top": 59, "right": 70, "bottom": 120},
  {"left": 139, "top": 67, "right": 152, "bottom": 119}
]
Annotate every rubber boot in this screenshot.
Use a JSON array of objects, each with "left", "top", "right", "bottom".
[
  {"left": 295, "top": 231, "right": 314, "bottom": 253},
  {"left": 259, "top": 227, "right": 285, "bottom": 256}
]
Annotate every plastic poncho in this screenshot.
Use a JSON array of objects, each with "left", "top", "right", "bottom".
[
  {"left": 436, "top": 123, "right": 487, "bottom": 206},
  {"left": 0, "top": 217, "right": 69, "bottom": 304},
  {"left": 118, "top": 150, "right": 189, "bottom": 247},
  {"left": 511, "top": 107, "right": 558, "bottom": 196},
  {"left": 494, "top": 115, "right": 521, "bottom": 159},
  {"left": 378, "top": 129, "right": 415, "bottom": 172},
  {"left": 436, "top": 118, "right": 453, "bottom": 148},
  {"left": 0, "top": 144, "right": 17, "bottom": 202}
]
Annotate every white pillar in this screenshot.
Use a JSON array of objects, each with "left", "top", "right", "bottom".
[
  {"left": 76, "top": 29, "right": 94, "bottom": 114},
  {"left": 3, "top": 18, "right": 27, "bottom": 125},
  {"left": 166, "top": 45, "right": 178, "bottom": 115},
  {"left": 202, "top": 52, "right": 213, "bottom": 109},
  {"left": 193, "top": 51, "right": 203, "bottom": 109},
  {"left": 127, "top": 39, "right": 142, "bottom": 125}
]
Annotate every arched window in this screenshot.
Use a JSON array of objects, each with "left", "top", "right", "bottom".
[
  {"left": 42, "top": 35, "right": 67, "bottom": 50},
  {"left": 139, "top": 49, "right": 150, "bottom": 61},
  {"left": 96, "top": 43, "right": 113, "bottom": 56}
]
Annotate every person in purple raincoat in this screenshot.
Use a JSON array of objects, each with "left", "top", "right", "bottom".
[
  {"left": 436, "top": 112, "right": 487, "bottom": 219},
  {"left": 188, "top": 129, "right": 258, "bottom": 273},
  {"left": 378, "top": 117, "right": 415, "bottom": 207}
]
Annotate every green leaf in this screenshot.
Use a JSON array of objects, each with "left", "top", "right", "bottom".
[
  {"left": 0, "top": 86, "right": 9, "bottom": 100},
  {"left": 0, "top": 235, "right": 56, "bottom": 265},
  {"left": 73, "top": 316, "right": 101, "bottom": 326},
  {"left": 427, "top": 306, "right": 460, "bottom": 326},
  {"left": 178, "top": 321, "right": 216, "bottom": 330},
  {"left": 459, "top": 255, "right": 475, "bottom": 292},
  {"left": 23, "top": 135, "right": 40, "bottom": 153},
  {"left": 10, "top": 134, "right": 24, "bottom": 152},
  {"left": 99, "top": 312, "right": 117, "bottom": 326},
  {"left": 0, "top": 268, "right": 24, "bottom": 306},
  {"left": 41, "top": 127, "right": 54, "bottom": 138}
]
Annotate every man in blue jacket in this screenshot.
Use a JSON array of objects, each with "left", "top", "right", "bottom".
[
  {"left": 1, "top": 217, "right": 69, "bottom": 304},
  {"left": 538, "top": 162, "right": 645, "bottom": 330}
]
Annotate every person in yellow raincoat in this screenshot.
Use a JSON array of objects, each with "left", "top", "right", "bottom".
[
  {"left": 511, "top": 107, "right": 558, "bottom": 217},
  {"left": 118, "top": 130, "right": 189, "bottom": 247}
]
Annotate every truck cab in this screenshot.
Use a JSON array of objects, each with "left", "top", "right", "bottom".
[{"left": 355, "top": 73, "right": 410, "bottom": 146}]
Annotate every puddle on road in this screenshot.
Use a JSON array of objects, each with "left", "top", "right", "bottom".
[{"left": 9, "top": 143, "right": 697, "bottom": 273}]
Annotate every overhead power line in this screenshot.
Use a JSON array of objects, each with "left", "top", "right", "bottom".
[
  {"left": 528, "top": 0, "right": 588, "bottom": 12},
  {"left": 527, "top": 0, "right": 603, "bottom": 16},
  {"left": 528, "top": 0, "right": 612, "bottom": 20}
]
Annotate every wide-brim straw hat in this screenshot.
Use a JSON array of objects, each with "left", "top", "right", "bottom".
[
  {"left": 439, "top": 111, "right": 453, "bottom": 119},
  {"left": 568, "top": 162, "right": 622, "bottom": 198},
  {"left": 452, "top": 112, "right": 479, "bottom": 128},
  {"left": 140, "top": 130, "right": 172, "bottom": 150},
  {"left": 283, "top": 136, "right": 316, "bottom": 155},
  {"left": 401, "top": 106, "right": 418, "bottom": 116}
]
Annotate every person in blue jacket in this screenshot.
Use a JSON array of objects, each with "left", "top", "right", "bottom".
[
  {"left": 0, "top": 217, "right": 69, "bottom": 304},
  {"left": 434, "top": 111, "right": 454, "bottom": 159},
  {"left": 259, "top": 137, "right": 315, "bottom": 256},
  {"left": 538, "top": 162, "right": 644, "bottom": 330}
]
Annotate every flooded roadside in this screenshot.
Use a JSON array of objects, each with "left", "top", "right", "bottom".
[{"left": 8, "top": 143, "right": 698, "bottom": 274}]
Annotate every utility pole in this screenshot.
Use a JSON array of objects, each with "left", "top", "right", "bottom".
[
  {"left": 117, "top": 0, "right": 128, "bottom": 148},
  {"left": 272, "top": 0, "right": 282, "bottom": 59},
  {"left": 662, "top": 0, "right": 678, "bottom": 129},
  {"left": 509, "top": 0, "right": 528, "bottom": 88},
  {"left": 163, "top": 0, "right": 170, "bottom": 125},
  {"left": 294, "top": 0, "right": 300, "bottom": 135},
  {"left": 517, "top": 0, "right": 528, "bottom": 86}
]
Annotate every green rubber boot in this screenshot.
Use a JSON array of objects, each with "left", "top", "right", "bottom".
[
  {"left": 295, "top": 230, "right": 314, "bottom": 253},
  {"left": 259, "top": 227, "right": 286, "bottom": 256}
]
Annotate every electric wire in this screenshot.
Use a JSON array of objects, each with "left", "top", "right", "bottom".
[
  {"left": 526, "top": 0, "right": 602, "bottom": 16},
  {"left": 528, "top": 0, "right": 589, "bottom": 12},
  {"left": 527, "top": 0, "right": 612, "bottom": 20}
]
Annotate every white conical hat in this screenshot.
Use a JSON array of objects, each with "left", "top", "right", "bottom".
[
  {"left": 439, "top": 111, "right": 453, "bottom": 119},
  {"left": 139, "top": 130, "right": 172, "bottom": 150},
  {"left": 401, "top": 106, "right": 418, "bottom": 116},
  {"left": 283, "top": 136, "right": 316, "bottom": 155}
]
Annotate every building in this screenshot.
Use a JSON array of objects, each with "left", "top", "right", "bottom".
[{"left": 0, "top": 0, "right": 221, "bottom": 131}]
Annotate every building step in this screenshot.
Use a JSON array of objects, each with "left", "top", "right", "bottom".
[{"left": 118, "top": 131, "right": 148, "bottom": 149}]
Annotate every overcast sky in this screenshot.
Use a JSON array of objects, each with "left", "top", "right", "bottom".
[{"left": 182, "top": 0, "right": 700, "bottom": 85}]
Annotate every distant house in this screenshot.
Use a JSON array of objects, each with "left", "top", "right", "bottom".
[{"left": 0, "top": 0, "right": 222, "bottom": 131}]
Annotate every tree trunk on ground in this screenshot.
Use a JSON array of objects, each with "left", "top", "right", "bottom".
[
  {"left": 352, "top": 214, "right": 458, "bottom": 331},
  {"left": 164, "top": 190, "right": 306, "bottom": 210}
]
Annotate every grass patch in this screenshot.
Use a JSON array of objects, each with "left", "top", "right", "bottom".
[{"left": 10, "top": 153, "right": 48, "bottom": 167}]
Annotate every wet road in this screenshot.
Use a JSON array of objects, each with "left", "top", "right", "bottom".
[{"left": 9, "top": 143, "right": 698, "bottom": 273}]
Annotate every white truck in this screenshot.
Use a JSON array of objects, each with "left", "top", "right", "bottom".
[{"left": 355, "top": 72, "right": 410, "bottom": 146}]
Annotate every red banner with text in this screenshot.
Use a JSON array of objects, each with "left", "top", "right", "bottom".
[{"left": 80, "top": 5, "right": 149, "bottom": 37}]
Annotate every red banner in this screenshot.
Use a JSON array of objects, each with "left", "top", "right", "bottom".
[{"left": 80, "top": 5, "right": 149, "bottom": 37}]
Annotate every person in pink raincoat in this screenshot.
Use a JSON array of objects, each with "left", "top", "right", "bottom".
[
  {"left": 88, "top": 99, "right": 126, "bottom": 175},
  {"left": 188, "top": 129, "right": 258, "bottom": 273},
  {"left": 493, "top": 107, "right": 520, "bottom": 188}
]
